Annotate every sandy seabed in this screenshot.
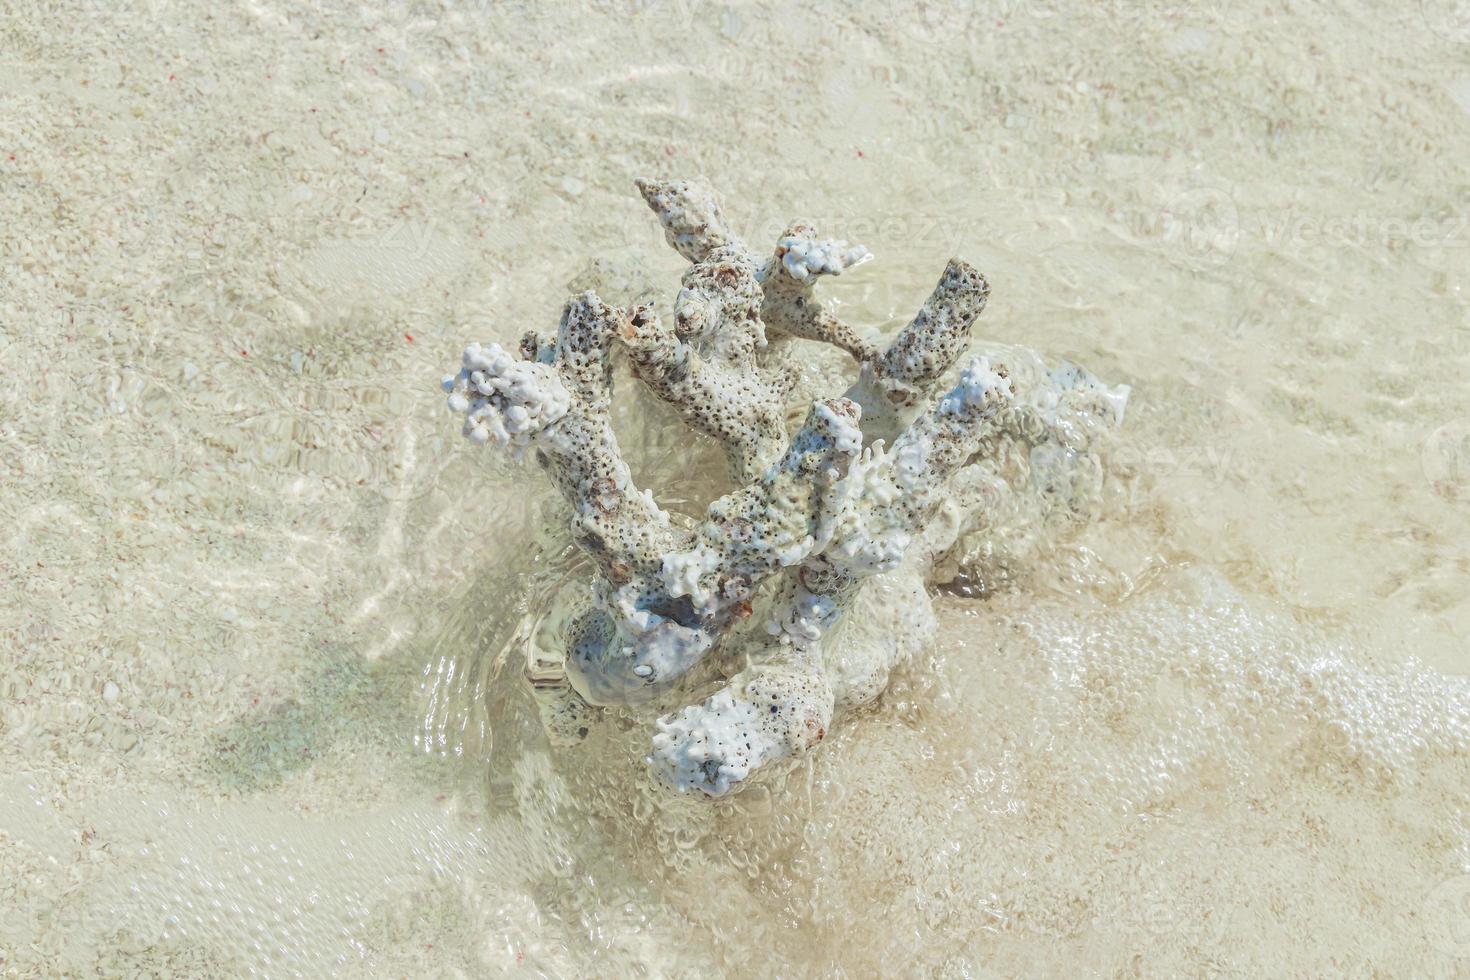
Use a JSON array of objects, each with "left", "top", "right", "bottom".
[{"left": 4, "top": 0, "right": 1470, "bottom": 976}]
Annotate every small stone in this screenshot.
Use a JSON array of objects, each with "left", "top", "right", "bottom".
[{"left": 103, "top": 681, "right": 120, "bottom": 703}]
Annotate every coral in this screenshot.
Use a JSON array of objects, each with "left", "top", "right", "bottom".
[{"left": 444, "top": 178, "right": 1129, "bottom": 796}]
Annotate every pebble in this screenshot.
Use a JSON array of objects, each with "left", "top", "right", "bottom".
[{"left": 103, "top": 681, "right": 120, "bottom": 703}]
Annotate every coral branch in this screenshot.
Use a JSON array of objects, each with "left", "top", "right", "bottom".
[
  {"left": 650, "top": 638, "right": 832, "bottom": 796},
  {"left": 564, "top": 397, "right": 863, "bottom": 706},
  {"left": 847, "top": 258, "right": 992, "bottom": 437},
  {"left": 444, "top": 179, "right": 1127, "bottom": 798},
  {"left": 758, "top": 222, "right": 877, "bottom": 362},
  {"left": 635, "top": 177, "right": 740, "bottom": 263},
  {"left": 617, "top": 247, "right": 790, "bottom": 482},
  {"left": 637, "top": 177, "right": 875, "bottom": 362},
  {"left": 656, "top": 397, "right": 863, "bottom": 619},
  {"left": 645, "top": 364, "right": 1013, "bottom": 796},
  {"left": 444, "top": 292, "right": 682, "bottom": 584}
]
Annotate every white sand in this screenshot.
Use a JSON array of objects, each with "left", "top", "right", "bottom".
[{"left": 4, "top": 0, "right": 1470, "bottom": 975}]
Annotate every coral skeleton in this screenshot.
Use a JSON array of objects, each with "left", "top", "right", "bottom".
[{"left": 444, "top": 178, "right": 1129, "bottom": 796}]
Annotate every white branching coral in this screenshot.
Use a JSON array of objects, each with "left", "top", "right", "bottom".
[
  {"left": 443, "top": 343, "right": 571, "bottom": 451},
  {"left": 775, "top": 233, "right": 871, "bottom": 282},
  {"left": 445, "top": 178, "right": 1130, "bottom": 797}
]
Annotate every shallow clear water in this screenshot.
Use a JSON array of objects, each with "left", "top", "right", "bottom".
[{"left": 4, "top": 0, "right": 1470, "bottom": 975}]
